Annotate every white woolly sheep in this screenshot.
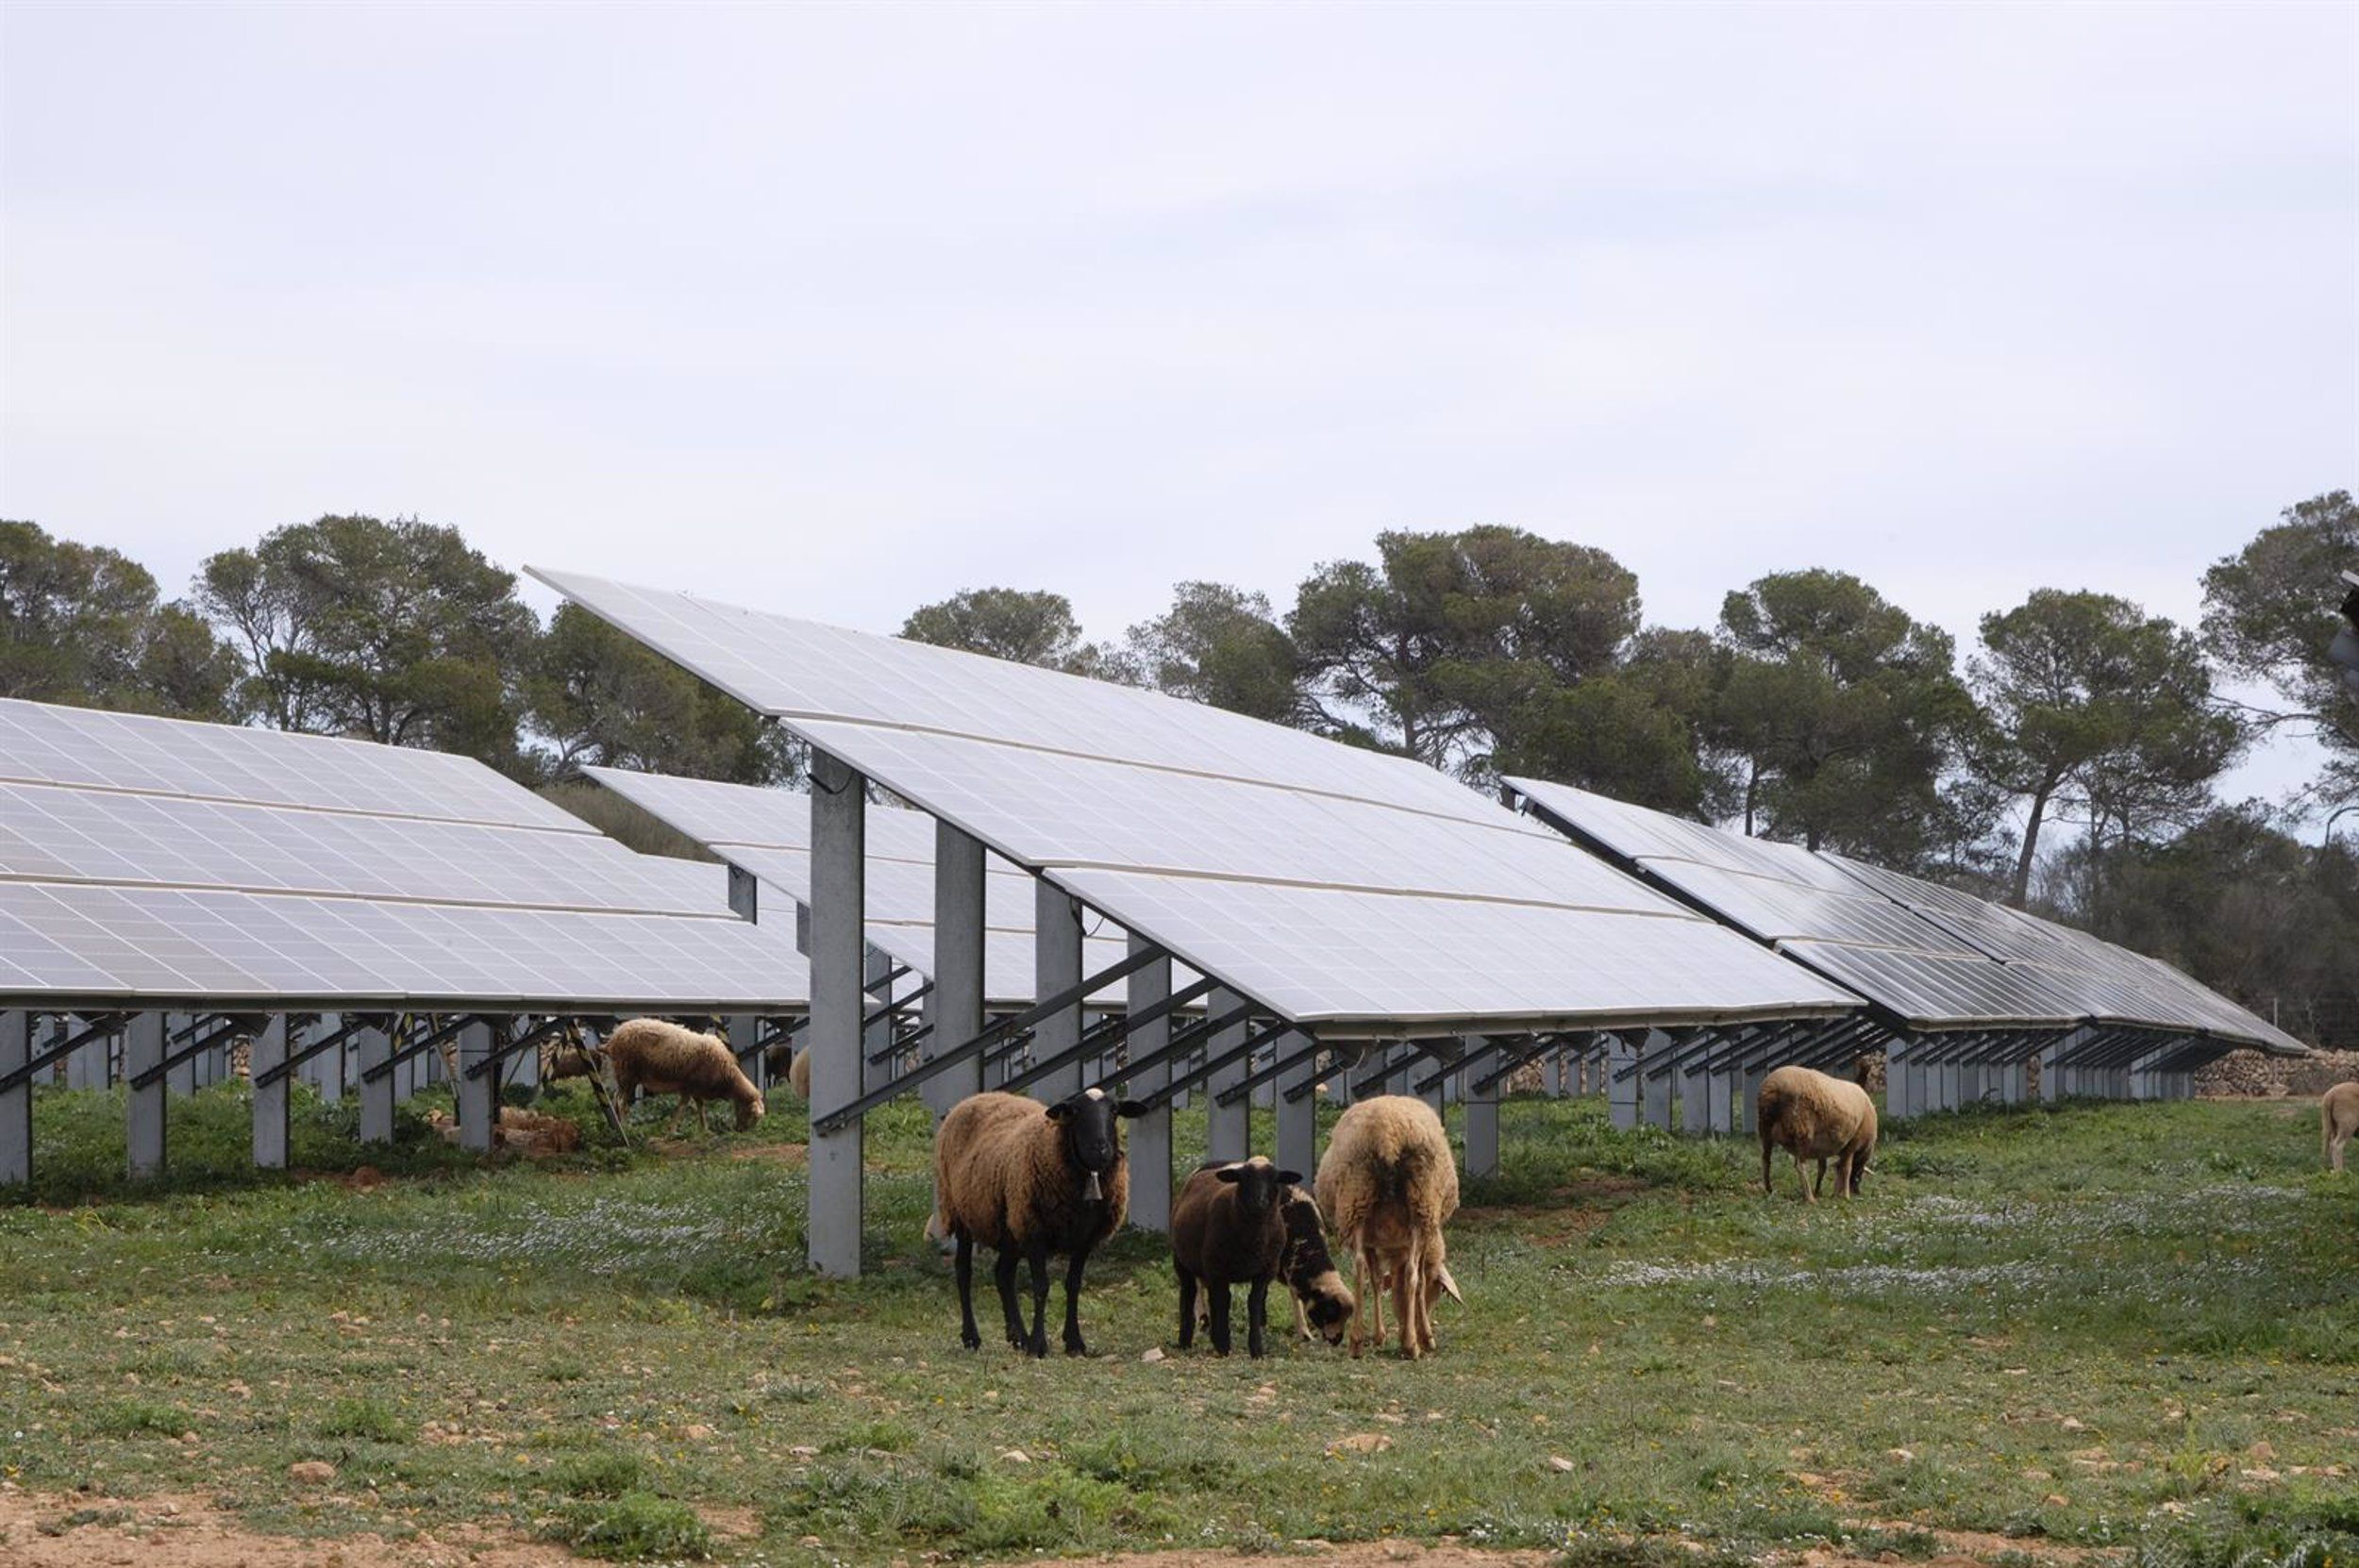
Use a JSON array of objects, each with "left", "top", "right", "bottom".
[
  {"left": 1313, "top": 1094, "right": 1463, "bottom": 1360},
  {"left": 927, "top": 1087, "right": 1145, "bottom": 1358},
  {"left": 1756, "top": 1064, "right": 1877, "bottom": 1202},
  {"left": 2324, "top": 1081, "right": 2359, "bottom": 1173},
  {"left": 603, "top": 1018, "right": 765, "bottom": 1134},
  {"left": 1172, "top": 1158, "right": 1303, "bottom": 1358}
]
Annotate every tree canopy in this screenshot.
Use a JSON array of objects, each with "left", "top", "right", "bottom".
[
  {"left": 0, "top": 519, "right": 238, "bottom": 719},
  {"left": 2201, "top": 490, "right": 2359, "bottom": 809},
  {"left": 1972, "top": 590, "right": 2244, "bottom": 905},
  {"left": 900, "top": 587, "right": 1129, "bottom": 678}
]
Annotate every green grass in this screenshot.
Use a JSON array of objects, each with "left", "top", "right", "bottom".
[{"left": 3, "top": 1083, "right": 2355, "bottom": 1565}]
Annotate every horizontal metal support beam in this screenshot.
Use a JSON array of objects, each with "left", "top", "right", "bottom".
[
  {"left": 129, "top": 1014, "right": 261, "bottom": 1091},
  {"left": 1155, "top": 1017, "right": 1294, "bottom": 1112},
  {"left": 359, "top": 1015, "right": 475, "bottom": 1085},
  {"left": 461, "top": 1016, "right": 576, "bottom": 1081},
  {"left": 251, "top": 1013, "right": 384, "bottom": 1090},
  {"left": 1214, "top": 1032, "right": 1329, "bottom": 1107},
  {"left": 0, "top": 1012, "right": 132, "bottom": 1094},
  {"left": 812, "top": 943, "right": 1171, "bottom": 1132},
  {"left": 1019, "top": 976, "right": 1218, "bottom": 1095}
]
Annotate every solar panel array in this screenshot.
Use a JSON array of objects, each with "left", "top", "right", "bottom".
[
  {"left": 532, "top": 568, "right": 1859, "bottom": 1035},
  {"left": 585, "top": 766, "right": 1139, "bottom": 1006},
  {"left": 1503, "top": 773, "right": 2300, "bottom": 1052},
  {"left": 1825, "top": 853, "right": 2305, "bottom": 1052},
  {"left": 0, "top": 699, "right": 810, "bottom": 1011}
]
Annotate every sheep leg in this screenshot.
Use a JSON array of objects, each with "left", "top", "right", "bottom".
[
  {"left": 1814, "top": 1157, "right": 1830, "bottom": 1199},
  {"left": 1023, "top": 1246, "right": 1052, "bottom": 1359},
  {"left": 954, "top": 1235, "right": 981, "bottom": 1351},
  {"left": 695, "top": 1097, "right": 711, "bottom": 1135},
  {"left": 1363, "top": 1246, "right": 1388, "bottom": 1350},
  {"left": 1208, "top": 1282, "right": 1234, "bottom": 1356},
  {"left": 2331, "top": 1126, "right": 2348, "bottom": 1174},
  {"left": 1794, "top": 1150, "right": 1814, "bottom": 1203},
  {"left": 1294, "top": 1293, "right": 1311, "bottom": 1341},
  {"left": 1761, "top": 1136, "right": 1775, "bottom": 1195},
  {"left": 1346, "top": 1246, "right": 1371, "bottom": 1359},
  {"left": 1060, "top": 1245, "right": 1093, "bottom": 1357},
  {"left": 993, "top": 1249, "right": 1026, "bottom": 1349},
  {"left": 1397, "top": 1235, "right": 1420, "bottom": 1360},
  {"left": 1177, "top": 1267, "right": 1198, "bottom": 1350},
  {"left": 1835, "top": 1152, "right": 1854, "bottom": 1199},
  {"left": 1246, "top": 1276, "right": 1271, "bottom": 1359}
]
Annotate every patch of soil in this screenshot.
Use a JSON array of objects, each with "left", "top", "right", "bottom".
[
  {"left": 0, "top": 1491, "right": 574, "bottom": 1568},
  {"left": 725, "top": 1142, "right": 809, "bottom": 1165},
  {"left": 1096, "top": 1548, "right": 1553, "bottom": 1568}
]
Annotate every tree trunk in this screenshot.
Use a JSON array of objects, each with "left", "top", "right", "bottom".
[{"left": 2009, "top": 785, "right": 2052, "bottom": 909}]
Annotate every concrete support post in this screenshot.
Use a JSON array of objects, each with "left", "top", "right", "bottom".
[
  {"left": 862, "top": 950, "right": 895, "bottom": 1094},
  {"left": 67, "top": 1022, "right": 103, "bottom": 1089},
  {"left": 251, "top": 1015, "right": 291, "bottom": 1169},
  {"left": 728, "top": 1014, "right": 761, "bottom": 1089},
  {"left": 1033, "top": 880, "right": 1084, "bottom": 1103},
  {"left": 1, "top": 1011, "right": 28, "bottom": 1187},
  {"left": 1607, "top": 1032, "right": 1641, "bottom": 1129},
  {"left": 930, "top": 822, "right": 987, "bottom": 1120},
  {"left": 310, "top": 1014, "right": 346, "bottom": 1103},
  {"left": 1640, "top": 1030, "right": 1674, "bottom": 1130},
  {"left": 1462, "top": 1048, "right": 1499, "bottom": 1178},
  {"left": 1205, "top": 987, "right": 1249, "bottom": 1163},
  {"left": 1542, "top": 1049, "right": 1564, "bottom": 1098},
  {"left": 162, "top": 1014, "right": 192, "bottom": 1096},
  {"left": 457, "top": 1019, "right": 497, "bottom": 1154},
  {"left": 1737, "top": 1058, "right": 1769, "bottom": 1134},
  {"left": 1677, "top": 1045, "right": 1714, "bottom": 1138},
  {"left": 126, "top": 1012, "right": 166, "bottom": 1178},
  {"left": 809, "top": 749, "right": 868, "bottom": 1278},
  {"left": 1125, "top": 941, "right": 1174, "bottom": 1231},
  {"left": 1419, "top": 1044, "right": 1447, "bottom": 1117},
  {"left": 359, "top": 1023, "right": 394, "bottom": 1144},
  {"left": 1277, "top": 1030, "right": 1317, "bottom": 1182}
]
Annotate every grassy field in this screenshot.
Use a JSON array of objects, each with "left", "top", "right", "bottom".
[{"left": 1, "top": 1083, "right": 2354, "bottom": 1567}]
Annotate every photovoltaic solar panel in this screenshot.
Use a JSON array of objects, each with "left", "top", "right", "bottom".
[
  {"left": 532, "top": 569, "right": 1858, "bottom": 1036},
  {"left": 585, "top": 767, "right": 1143, "bottom": 1007},
  {"left": 1825, "top": 854, "right": 2304, "bottom": 1052},
  {"left": 1505, "top": 772, "right": 2300, "bottom": 1052},
  {"left": 0, "top": 698, "right": 809, "bottom": 1011},
  {"left": 1503, "top": 774, "right": 2085, "bottom": 1031}
]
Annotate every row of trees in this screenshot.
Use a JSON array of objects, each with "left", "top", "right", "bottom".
[{"left": 4, "top": 497, "right": 2352, "bottom": 1040}]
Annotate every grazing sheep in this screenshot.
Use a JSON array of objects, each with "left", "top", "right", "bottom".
[
  {"left": 788, "top": 1046, "right": 810, "bottom": 1099},
  {"left": 1278, "top": 1182, "right": 1357, "bottom": 1343},
  {"left": 1187, "top": 1177, "right": 1355, "bottom": 1344},
  {"left": 544, "top": 1041, "right": 602, "bottom": 1082},
  {"left": 604, "top": 1018, "right": 766, "bottom": 1134},
  {"left": 1756, "top": 1064, "right": 1877, "bottom": 1202},
  {"left": 1313, "top": 1095, "right": 1463, "bottom": 1360},
  {"left": 2324, "top": 1081, "right": 2359, "bottom": 1173},
  {"left": 927, "top": 1087, "right": 1145, "bottom": 1358},
  {"left": 1173, "top": 1159, "right": 1303, "bottom": 1358}
]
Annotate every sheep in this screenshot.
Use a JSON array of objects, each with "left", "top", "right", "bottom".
[
  {"left": 1756, "top": 1064, "right": 1877, "bottom": 1202},
  {"left": 603, "top": 1018, "right": 766, "bottom": 1135},
  {"left": 1185, "top": 1176, "right": 1355, "bottom": 1345},
  {"left": 1172, "top": 1158, "right": 1303, "bottom": 1358},
  {"left": 1278, "top": 1181, "right": 1357, "bottom": 1343},
  {"left": 927, "top": 1087, "right": 1145, "bottom": 1358},
  {"left": 1313, "top": 1095, "right": 1463, "bottom": 1360},
  {"left": 789, "top": 1046, "right": 811, "bottom": 1099},
  {"left": 2324, "top": 1081, "right": 2359, "bottom": 1173}
]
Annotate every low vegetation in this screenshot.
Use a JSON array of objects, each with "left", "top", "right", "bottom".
[{"left": 2, "top": 1086, "right": 2353, "bottom": 1566}]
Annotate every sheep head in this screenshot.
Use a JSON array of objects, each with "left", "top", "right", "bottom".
[
  {"left": 1213, "top": 1157, "right": 1303, "bottom": 1223},
  {"left": 1046, "top": 1088, "right": 1147, "bottom": 1203},
  {"left": 735, "top": 1093, "right": 766, "bottom": 1131}
]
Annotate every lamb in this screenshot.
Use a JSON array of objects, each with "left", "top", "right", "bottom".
[
  {"left": 1172, "top": 1158, "right": 1303, "bottom": 1358},
  {"left": 1186, "top": 1176, "right": 1356, "bottom": 1344},
  {"left": 927, "top": 1086, "right": 1145, "bottom": 1358},
  {"left": 2324, "top": 1081, "right": 2359, "bottom": 1173},
  {"left": 1755, "top": 1063, "right": 1877, "bottom": 1202},
  {"left": 1313, "top": 1095, "right": 1463, "bottom": 1360},
  {"left": 602, "top": 1018, "right": 766, "bottom": 1134},
  {"left": 1277, "top": 1181, "right": 1357, "bottom": 1343}
]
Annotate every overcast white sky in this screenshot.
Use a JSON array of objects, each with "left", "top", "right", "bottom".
[{"left": 4, "top": 2, "right": 2353, "bottom": 806}]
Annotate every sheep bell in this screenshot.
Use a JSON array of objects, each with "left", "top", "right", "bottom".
[
  {"left": 1213, "top": 1159, "right": 1303, "bottom": 1223},
  {"left": 1046, "top": 1089, "right": 1147, "bottom": 1203}
]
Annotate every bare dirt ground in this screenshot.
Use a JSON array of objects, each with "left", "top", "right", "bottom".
[
  {"left": 0, "top": 1488, "right": 2116, "bottom": 1568},
  {"left": 0, "top": 1489, "right": 575, "bottom": 1568}
]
